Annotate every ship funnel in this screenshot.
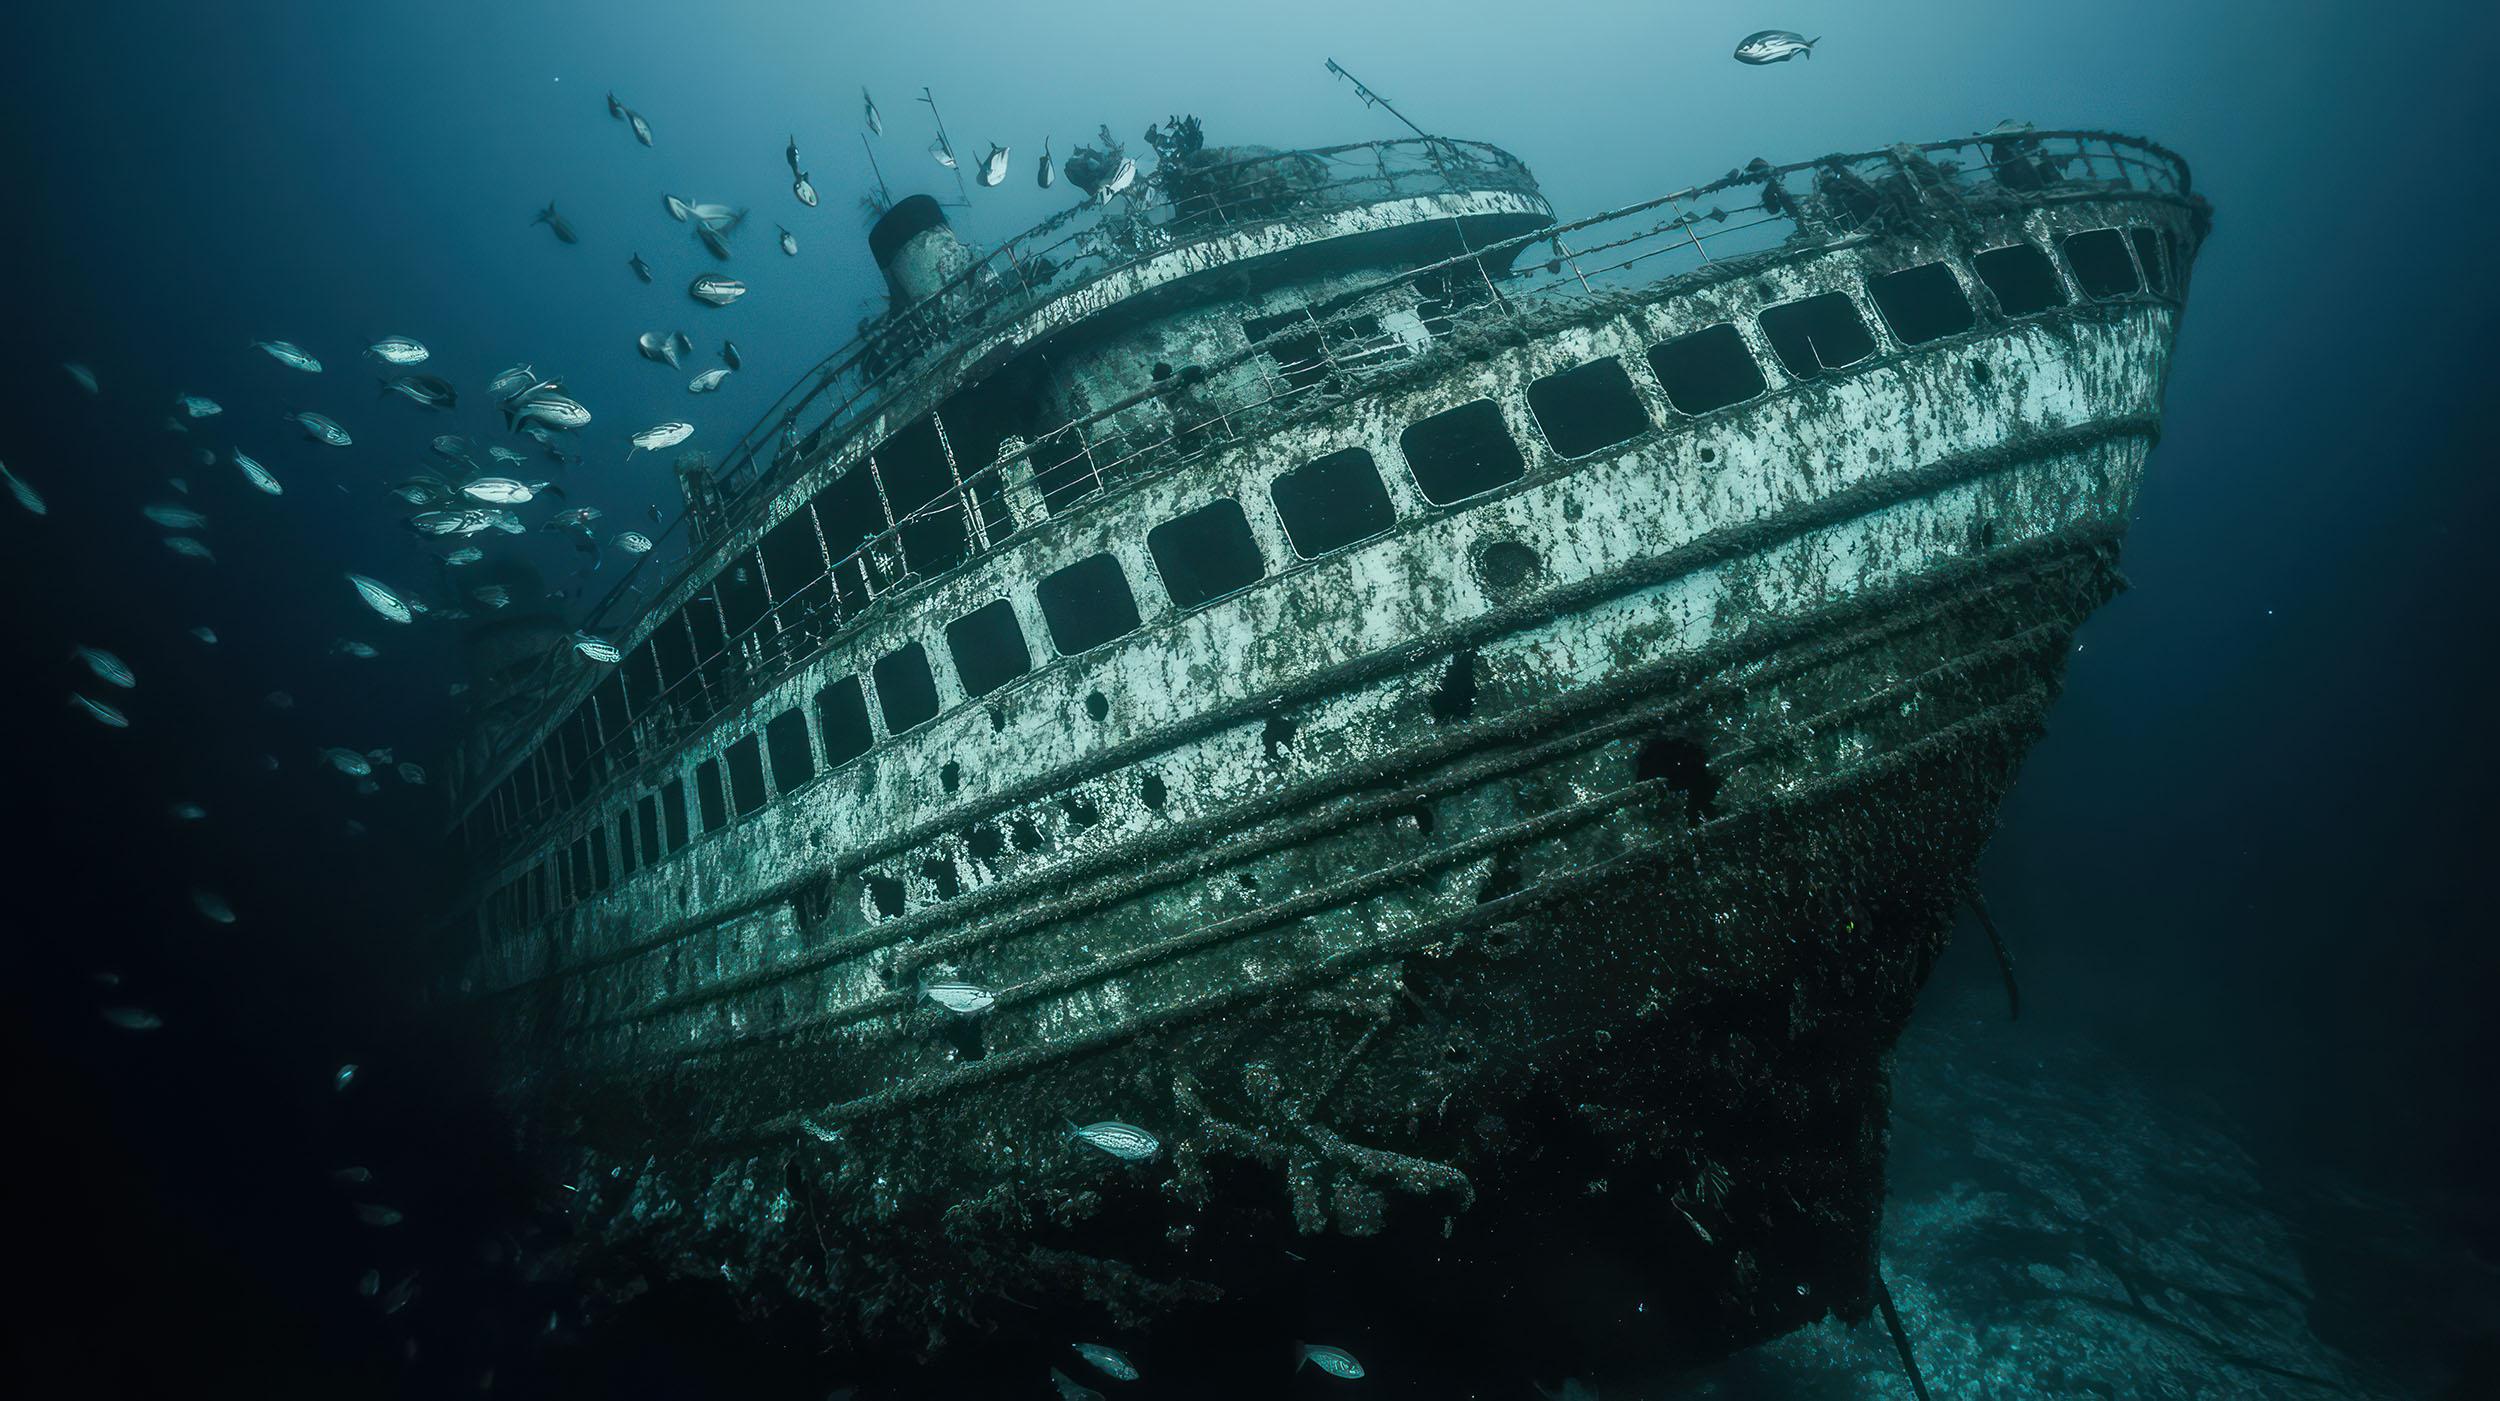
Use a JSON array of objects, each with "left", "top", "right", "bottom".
[{"left": 868, "top": 194, "right": 974, "bottom": 306}]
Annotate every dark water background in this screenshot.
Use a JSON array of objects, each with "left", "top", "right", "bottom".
[{"left": 3, "top": 1, "right": 2495, "bottom": 1394}]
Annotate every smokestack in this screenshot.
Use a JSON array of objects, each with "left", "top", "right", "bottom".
[{"left": 867, "top": 194, "right": 974, "bottom": 306}]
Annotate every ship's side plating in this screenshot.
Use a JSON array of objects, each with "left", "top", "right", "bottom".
[{"left": 446, "top": 132, "right": 2206, "bottom": 1359}]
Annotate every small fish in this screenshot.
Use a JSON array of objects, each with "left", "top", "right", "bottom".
[
  {"left": 322, "top": 746, "right": 374, "bottom": 776},
  {"left": 486, "top": 365, "right": 540, "bottom": 401},
  {"left": 234, "top": 449, "right": 282, "bottom": 495},
  {"left": 688, "top": 368, "right": 731, "bottom": 393},
  {"left": 1065, "top": 1120, "right": 1159, "bottom": 1162},
  {"left": 628, "top": 422, "right": 693, "bottom": 456},
  {"left": 570, "top": 632, "right": 623, "bottom": 664},
  {"left": 638, "top": 330, "right": 683, "bottom": 367},
  {"left": 64, "top": 361, "right": 100, "bottom": 394},
  {"left": 259, "top": 752, "right": 280, "bottom": 769},
  {"left": 461, "top": 477, "right": 537, "bottom": 504},
  {"left": 163, "top": 415, "right": 188, "bottom": 433},
  {"left": 546, "top": 505, "right": 602, "bottom": 529},
  {"left": 367, "top": 746, "right": 394, "bottom": 765},
  {"left": 441, "top": 546, "right": 483, "bottom": 565},
  {"left": 73, "top": 645, "right": 135, "bottom": 687},
  {"left": 335, "top": 1064, "right": 359, "bottom": 1092},
  {"left": 1294, "top": 1344, "right": 1365, "bottom": 1380},
  {"left": 347, "top": 573, "right": 415, "bottom": 624},
  {"left": 504, "top": 392, "right": 591, "bottom": 432},
  {"left": 688, "top": 202, "right": 743, "bottom": 230},
  {"left": 354, "top": 1204, "right": 403, "bottom": 1228},
  {"left": 612, "top": 531, "right": 653, "bottom": 555},
  {"left": 175, "top": 394, "right": 223, "bottom": 418},
  {"left": 975, "top": 143, "right": 1009, "bottom": 188},
  {"left": 1049, "top": 1369, "right": 1104, "bottom": 1401},
  {"left": 192, "top": 888, "right": 236, "bottom": 924},
  {"left": 629, "top": 252, "right": 654, "bottom": 284},
  {"left": 448, "top": 682, "right": 468, "bottom": 696},
  {"left": 253, "top": 339, "right": 323, "bottom": 372},
  {"left": 336, "top": 1166, "right": 373, "bottom": 1184},
  {"left": 721, "top": 339, "right": 742, "bottom": 370},
  {"left": 365, "top": 336, "right": 429, "bottom": 365},
  {"left": 169, "top": 801, "right": 207, "bottom": 821},
  {"left": 353, "top": 777, "right": 380, "bottom": 796},
  {"left": 398, "top": 762, "right": 427, "bottom": 785},
  {"left": 266, "top": 690, "right": 294, "bottom": 709},
  {"left": 102, "top": 1006, "right": 163, "bottom": 1032},
  {"left": 285, "top": 410, "right": 352, "bottom": 445},
  {"left": 627, "top": 109, "right": 653, "bottom": 147},
  {"left": 1038, "top": 138, "right": 1055, "bottom": 190},
  {"left": 929, "top": 138, "right": 956, "bottom": 170},
  {"left": 534, "top": 200, "right": 578, "bottom": 244},
  {"left": 922, "top": 981, "right": 995, "bottom": 1015},
  {"left": 381, "top": 374, "right": 459, "bottom": 410},
  {"left": 779, "top": 225, "right": 797, "bottom": 256},
  {"left": 664, "top": 193, "right": 692, "bottom": 223},
  {"left": 171, "top": 475, "right": 192, "bottom": 490},
  {"left": 1070, "top": 1343, "right": 1137, "bottom": 1382},
  {"left": 606, "top": 90, "right": 623, "bottom": 120},
  {"left": 793, "top": 172, "right": 818, "bottom": 207},
  {"left": 689, "top": 274, "right": 746, "bottom": 306},
  {"left": 696, "top": 221, "right": 732, "bottom": 262},
  {"left": 485, "top": 444, "right": 526, "bottom": 468},
  {"left": 189, "top": 626, "right": 217, "bottom": 644},
  {"left": 143, "top": 502, "right": 209, "bottom": 529},
  {"left": 357, "top": 1268, "right": 380, "bottom": 1297},
  {"left": 332, "top": 638, "right": 380, "bottom": 659},
  {"left": 472, "top": 584, "right": 511, "bottom": 608},
  {"left": 1103, "top": 157, "right": 1137, "bottom": 200},
  {"left": 785, "top": 133, "right": 803, "bottom": 176},
  {"left": 862, "top": 87, "right": 882, "bottom": 135},
  {"left": 378, "top": 1272, "right": 420, "bottom": 1315},
  {"left": 1733, "top": 30, "right": 1818, "bottom": 65},
  {"left": 70, "top": 693, "right": 129, "bottom": 727},
  {"left": 164, "top": 536, "right": 216, "bottom": 561},
  {"left": 671, "top": 330, "right": 693, "bottom": 358},
  {"left": 2, "top": 460, "right": 47, "bottom": 515}
]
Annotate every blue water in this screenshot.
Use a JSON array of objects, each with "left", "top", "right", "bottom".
[{"left": 4, "top": 1, "right": 2496, "bottom": 1395}]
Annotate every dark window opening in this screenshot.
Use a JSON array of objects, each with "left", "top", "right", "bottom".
[
  {"left": 1083, "top": 689, "right": 1110, "bottom": 722},
  {"left": 696, "top": 757, "right": 728, "bottom": 833},
  {"left": 967, "top": 824, "right": 1004, "bottom": 861},
  {"left": 1428, "top": 649, "right": 1479, "bottom": 722},
  {"left": 2129, "top": 228, "right": 2169, "bottom": 296},
  {"left": 661, "top": 777, "right": 690, "bottom": 852},
  {"left": 1147, "top": 499, "right": 1266, "bottom": 608},
  {"left": 637, "top": 795, "right": 662, "bottom": 865},
  {"left": 1401, "top": 399, "right": 1525, "bottom": 505},
  {"left": 653, "top": 609, "right": 699, "bottom": 690},
  {"left": 1063, "top": 795, "right": 1099, "bottom": 828},
  {"left": 593, "top": 676, "right": 636, "bottom": 768},
  {"left": 1262, "top": 712, "right": 1297, "bottom": 759},
  {"left": 1243, "top": 310, "right": 1395, "bottom": 394},
  {"left": 567, "top": 838, "right": 589, "bottom": 902},
  {"left": 1009, "top": 815, "right": 1044, "bottom": 851},
  {"left": 1867, "top": 262, "right": 1976, "bottom": 345},
  {"left": 1526, "top": 357, "right": 1650, "bottom": 459},
  {"left": 1636, "top": 736, "right": 1721, "bottom": 825},
  {"left": 2063, "top": 228, "right": 2140, "bottom": 300},
  {"left": 621, "top": 641, "right": 661, "bottom": 715},
  {"left": 717, "top": 550, "right": 769, "bottom": 639},
  {"left": 1757, "top": 292, "right": 1876, "bottom": 380},
  {"left": 939, "top": 760, "right": 961, "bottom": 795},
  {"left": 1036, "top": 553, "right": 1141, "bottom": 656},
  {"left": 810, "top": 466, "right": 889, "bottom": 613},
  {"left": 945, "top": 599, "right": 1031, "bottom": 700},
  {"left": 874, "top": 642, "right": 940, "bottom": 735},
  {"left": 588, "top": 829, "right": 610, "bottom": 891},
  {"left": 866, "top": 874, "right": 905, "bottom": 918},
  {"left": 1028, "top": 419, "right": 1102, "bottom": 516},
  {"left": 614, "top": 811, "right": 637, "bottom": 880},
  {"left": 1271, "top": 447, "right": 1397, "bottom": 558},
  {"left": 1974, "top": 244, "right": 2067, "bottom": 317},
  {"left": 1140, "top": 772, "right": 1168, "bottom": 811},
  {"left": 816, "top": 676, "right": 873, "bottom": 767},
  {"left": 876, "top": 418, "right": 969, "bottom": 578},
  {"left": 920, "top": 856, "right": 962, "bottom": 902},
  {"left": 766, "top": 707, "right": 814, "bottom": 793},
  {"left": 760, "top": 505, "right": 830, "bottom": 616},
  {"left": 726, "top": 735, "right": 768, "bottom": 817}
]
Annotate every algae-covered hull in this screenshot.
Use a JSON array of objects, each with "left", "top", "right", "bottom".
[{"left": 446, "top": 125, "right": 2206, "bottom": 1368}]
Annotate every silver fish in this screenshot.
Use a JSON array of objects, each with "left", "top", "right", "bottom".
[
  {"left": 486, "top": 364, "right": 539, "bottom": 401},
  {"left": 688, "top": 202, "right": 742, "bottom": 230},
  {"left": 1070, "top": 1343, "right": 1136, "bottom": 1381},
  {"left": 671, "top": 330, "right": 693, "bottom": 358},
  {"left": 638, "top": 331, "right": 683, "bottom": 367},
  {"left": 143, "top": 502, "right": 208, "bottom": 529},
  {"left": 70, "top": 692, "right": 129, "bottom": 727},
  {"left": 687, "top": 367, "right": 731, "bottom": 393},
  {"left": 2, "top": 460, "right": 46, "bottom": 515},
  {"left": 612, "top": 531, "right": 653, "bottom": 554},
  {"left": 1049, "top": 1369, "right": 1103, "bottom": 1401},
  {"left": 162, "top": 415, "right": 187, "bottom": 433},
  {"left": 73, "top": 645, "right": 135, "bottom": 688},
  {"left": 571, "top": 632, "right": 623, "bottom": 664},
  {"left": 461, "top": 477, "right": 536, "bottom": 504},
  {"left": 1038, "top": 138, "right": 1055, "bottom": 190},
  {"left": 1733, "top": 30, "right": 1818, "bottom": 64},
  {"left": 664, "top": 193, "right": 692, "bottom": 222},
  {"left": 354, "top": 1204, "right": 403, "bottom": 1228},
  {"left": 192, "top": 887, "right": 236, "bottom": 924},
  {"left": 188, "top": 626, "right": 217, "bottom": 643},
  {"left": 534, "top": 200, "right": 577, "bottom": 244},
  {"left": 335, "top": 1063, "right": 358, "bottom": 1092},
  {"left": 286, "top": 410, "right": 352, "bottom": 445},
  {"left": 398, "top": 762, "right": 427, "bottom": 785},
  {"left": 489, "top": 508, "right": 526, "bottom": 534},
  {"left": 629, "top": 252, "right": 654, "bottom": 283},
  {"left": 234, "top": 450, "right": 282, "bottom": 495},
  {"left": 1295, "top": 1344, "right": 1365, "bottom": 1379},
  {"left": 1066, "top": 1120, "right": 1159, "bottom": 1161},
  {"left": 332, "top": 638, "right": 380, "bottom": 659},
  {"left": 64, "top": 361, "right": 99, "bottom": 394},
  {"left": 441, "top": 546, "right": 482, "bottom": 565},
  {"left": 382, "top": 374, "right": 459, "bottom": 410},
  {"left": 778, "top": 224, "right": 797, "bottom": 256},
  {"left": 365, "top": 336, "right": 429, "bottom": 365},
  {"left": 975, "top": 143, "right": 1009, "bottom": 188},
  {"left": 696, "top": 221, "right": 732, "bottom": 262},
  {"left": 922, "top": 981, "right": 995, "bottom": 1014},
  {"left": 431, "top": 433, "right": 474, "bottom": 461},
  {"left": 1101, "top": 157, "right": 1137, "bottom": 200},
  {"left": 504, "top": 392, "right": 591, "bottom": 432},
  {"left": 689, "top": 274, "right": 746, "bottom": 306},
  {"left": 486, "top": 445, "right": 526, "bottom": 468},
  {"left": 627, "top": 109, "right": 653, "bottom": 147},
  {"left": 169, "top": 801, "right": 207, "bottom": 820},
  {"left": 253, "top": 339, "right": 323, "bottom": 372},
  {"left": 163, "top": 536, "right": 216, "bottom": 561},
  {"left": 322, "top": 746, "right": 374, "bottom": 777},
  {"left": 471, "top": 584, "right": 511, "bottom": 608},
  {"left": 929, "top": 138, "right": 956, "bottom": 169},
  {"left": 793, "top": 172, "right": 818, "bottom": 207},
  {"left": 347, "top": 573, "right": 414, "bottom": 624},
  {"left": 629, "top": 422, "right": 693, "bottom": 456},
  {"left": 175, "top": 394, "right": 222, "bottom": 418},
  {"left": 862, "top": 87, "right": 882, "bottom": 135},
  {"left": 720, "top": 340, "right": 741, "bottom": 370},
  {"left": 102, "top": 1007, "right": 163, "bottom": 1032}
]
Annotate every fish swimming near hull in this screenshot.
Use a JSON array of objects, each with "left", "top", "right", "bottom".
[
  {"left": 503, "top": 392, "right": 591, "bottom": 432},
  {"left": 1065, "top": 1120, "right": 1159, "bottom": 1162},
  {"left": 534, "top": 200, "right": 578, "bottom": 243}
]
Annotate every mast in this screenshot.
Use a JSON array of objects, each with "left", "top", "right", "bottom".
[
  {"left": 918, "top": 86, "right": 972, "bottom": 206},
  {"left": 1324, "top": 58, "right": 1431, "bottom": 140}
]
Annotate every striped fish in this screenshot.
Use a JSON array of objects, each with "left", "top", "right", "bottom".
[
  {"left": 612, "top": 531, "right": 654, "bottom": 555},
  {"left": 441, "top": 546, "right": 483, "bottom": 566},
  {"left": 73, "top": 646, "right": 135, "bottom": 688},
  {"left": 628, "top": 422, "right": 693, "bottom": 456},
  {"left": 2, "top": 460, "right": 45, "bottom": 515},
  {"left": 397, "top": 762, "right": 426, "bottom": 786},
  {"left": 460, "top": 477, "right": 536, "bottom": 504},
  {"left": 234, "top": 450, "right": 282, "bottom": 495},
  {"left": 921, "top": 981, "right": 995, "bottom": 1015},
  {"left": 1070, "top": 1343, "right": 1138, "bottom": 1381},
  {"left": 1295, "top": 1343, "right": 1365, "bottom": 1379},
  {"left": 320, "top": 746, "right": 374, "bottom": 777},
  {"left": 252, "top": 339, "right": 323, "bottom": 372},
  {"left": 285, "top": 409, "right": 352, "bottom": 446},
  {"left": 1733, "top": 30, "right": 1817, "bottom": 64},
  {"left": 175, "top": 393, "right": 223, "bottom": 418},
  {"left": 1066, "top": 1119, "right": 1160, "bottom": 1162},
  {"left": 69, "top": 693, "right": 129, "bottom": 728},
  {"left": 346, "top": 573, "right": 414, "bottom": 624},
  {"left": 365, "top": 336, "right": 428, "bottom": 365},
  {"left": 570, "top": 632, "right": 623, "bottom": 664}
]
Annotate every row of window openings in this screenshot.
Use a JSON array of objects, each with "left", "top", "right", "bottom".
[{"left": 472, "top": 224, "right": 2170, "bottom": 858}]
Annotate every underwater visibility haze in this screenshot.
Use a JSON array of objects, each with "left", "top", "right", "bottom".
[{"left": 5, "top": 2, "right": 2498, "bottom": 1397}]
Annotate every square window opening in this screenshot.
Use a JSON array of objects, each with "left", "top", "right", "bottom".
[
  {"left": 1867, "top": 262, "right": 1976, "bottom": 345},
  {"left": 2064, "top": 228, "right": 2141, "bottom": 300},
  {"left": 696, "top": 757, "right": 728, "bottom": 833},
  {"left": 1757, "top": 292, "right": 1877, "bottom": 380},
  {"left": 874, "top": 642, "right": 941, "bottom": 735},
  {"left": 1271, "top": 447, "right": 1397, "bottom": 558},
  {"left": 1526, "top": 357, "right": 1651, "bottom": 459},
  {"left": 1147, "top": 498, "right": 1266, "bottom": 608},
  {"left": 1974, "top": 243, "right": 2068, "bottom": 317},
  {"left": 1400, "top": 399, "right": 1526, "bottom": 505},
  {"left": 945, "top": 599, "right": 1032, "bottom": 700},
  {"left": 766, "top": 707, "right": 815, "bottom": 793},
  {"left": 2128, "top": 227, "right": 2169, "bottom": 296},
  {"left": 1036, "top": 553, "right": 1141, "bottom": 655},
  {"left": 726, "top": 735, "right": 768, "bottom": 817},
  {"left": 816, "top": 675, "right": 874, "bottom": 767}
]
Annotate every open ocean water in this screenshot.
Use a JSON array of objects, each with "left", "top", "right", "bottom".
[{"left": 4, "top": 2, "right": 2496, "bottom": 1396}]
